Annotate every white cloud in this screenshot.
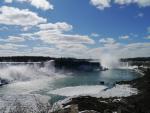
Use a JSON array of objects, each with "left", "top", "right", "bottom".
[
  {"left": 2, "top": 20, "right": 94, "bottom": 58},
  {"left": 91, "top": 33, "right": 99, "bottom": 37},
  {"left": 56, "top": 43, "right": 88, "bottom": 52},
  {"left": 0, "top": 26, "right": 8, "bottom": 31},
  {"left": 88, "top": 42, "right": 150, "bottom": 59},
  {"left": 20, "top": 33, "right": 37, "bottom": 40},
  {"left": 137, "top": 0, "right": 150, "bottom": 7},
  {"left": 91, "top": 0, "right": 150, "bottom": 10},
  {"left": 119, "top": 35, "right": 129, "bottom": 39},
  {"left": 99, "top": 38, "right": 122, "bottom": 50},
  {"left": 4, "top": 0, "right": 53, "bottom": 10},
  {"left": 147, "top": 27, "right": 150, "bottom": 33},
  {"left": 118, "top": 43, "right": 150, "bottom": 57},
  {"left": 5, "top": 0, "right": 12, "bottom": 3},
  {"left": 22, "top": 26, "right": 32, "bottom": 31},
  {"left": 137, "top": 12, "right": 144, "bottom": 17},
  {"left": 38, "top": 22, "right": 73, "bottom": 32},
  {"left": 115, "top": 0, "right": 150, "bottom": 7},
  {"left": 145, "top": 35, "right": 150, "bottom": 39},
  {"left": 32, "top": 47, "right": 58, "bottom": 56},
  {"left": 99, "top": 38, "right": 116, "bottom": 44},
  {"left": 90, "top": 0, "right": 111, "bottom": 10},
  {"left": 0, "top": 6, "right": 47, "bottom": 26},
  {"left": 0, "top": 34, "right": 37, "bottom": 43},
  {"left": 37, "top": 22, "right": 89, "bottom": 45},
  {"left": 0, "top": 49, "right": 32, "bottom": 56},
  {"left": 130, "top": 33, "right": 138, "bottom": 37},
  {"left": 31, "top": 45, "right": 89, "bottom": 58},
  {"left": 5, "top": 36, "right": 25, "bottom": 43},
  {"left": 114, "top": 0, "right": 134, "bottom": 5},
  {"left": 0, "top": 19, "right": 94, "bottom": 58},
  {"left": 0, "top": 43, "right": 27, "bottom": 50},
  {"left": 35, "top": 30, "right": 95, "bottom": 44}
]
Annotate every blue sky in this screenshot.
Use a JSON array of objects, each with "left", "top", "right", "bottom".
[{"left": 0, "top": 0, "right": 150, "bottom": 58}]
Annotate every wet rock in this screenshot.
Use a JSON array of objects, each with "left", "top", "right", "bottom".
[
  {"left": 103, "top": 109, "right": 112, "bottom": 113},
  {"left": 52, "top": 104, "right": 78, "bottom": 113},
  {"left": 0, "top": 78, "right": 9, "bottom": 86}
]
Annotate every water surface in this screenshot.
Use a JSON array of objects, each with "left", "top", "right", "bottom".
[{"left": 0, "top": 63, "right": 140, "bottom": 105}]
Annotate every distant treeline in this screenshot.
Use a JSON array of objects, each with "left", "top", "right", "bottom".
[
  {"left": 0, "top": 56, "right": 54, "bottom": 62},
  {"left": 0, "top": 56, "right": 101, "bottom": 71},
  {"left": 0, "top": 56, "right": 92, "bottom": 62},
  {"left": 120, "top": 57, "right": 150, "bottom": 62},
  {"left": 120, "top": 57, "right": 150, "bottom": 67}
]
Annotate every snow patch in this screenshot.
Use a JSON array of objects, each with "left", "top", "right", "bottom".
[
  {"left": 49, "top": 85, "right": 107, "bottom": 97},
  {"left": 49, "top": 85, "right": 138, "bottom": 98}
]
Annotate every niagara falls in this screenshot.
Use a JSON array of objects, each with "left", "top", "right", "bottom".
[{"left": 0, "top": 0, "right": 150, "bottom": 113}]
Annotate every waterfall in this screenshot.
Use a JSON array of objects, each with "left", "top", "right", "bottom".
[{"left": 0, "top": 60, "right": 64, "bottom": 85}]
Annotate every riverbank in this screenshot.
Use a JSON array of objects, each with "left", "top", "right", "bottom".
[{"left": 54, "top": 68, "right": 150, "bottom": 113}]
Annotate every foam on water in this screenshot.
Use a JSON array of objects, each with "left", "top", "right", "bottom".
[{"left": 49, "top": 85, "right": 138, "bottom": 98}]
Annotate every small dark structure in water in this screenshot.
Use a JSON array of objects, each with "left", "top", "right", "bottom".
[
  {"left": 0, "top": 78, "right": 9, "bottom": 86},
  {"left": 99, "top": 81, "right": 105, "bottom": 85}
]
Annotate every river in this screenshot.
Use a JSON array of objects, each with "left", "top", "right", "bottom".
[{"left": 0, "top": 62, "right": 140, "bottom": 112}]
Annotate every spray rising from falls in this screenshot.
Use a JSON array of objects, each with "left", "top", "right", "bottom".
[
  {"left": 100, "top": 54, "right": 136, "bottom": 69},
  {"left": 0, "top": 61, "right": 67, "bottom": 111},
  {"left": 100, "top": 54, "right": 120, "bottom": 69},
  {"left": 0, "top": 61, "right": 65, "bottom": 86}
]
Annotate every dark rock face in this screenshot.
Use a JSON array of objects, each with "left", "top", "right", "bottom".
[
  {"left": 52, "top": 105, "right": 101, "bottom": 113},
  {"left": 54, "top": 58, "right": 102, "bottom": 71},
  {"left": 0, "top": 78, "right": 9, "bottom": 86},
  {"left": 63, "top": 96, "right": 119, "bottom": 113}
]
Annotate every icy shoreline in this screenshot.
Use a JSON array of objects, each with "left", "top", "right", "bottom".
[
  {"left": 51, "top": 68, "right": 150, "bottom": 113},
  {"left": 49, "top": 84, "right": 138, "bottom": 98}
]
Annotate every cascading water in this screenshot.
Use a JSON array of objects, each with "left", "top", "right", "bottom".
[
  {"left": 0, "top": 60, "right": 67, "bottom": 95},
  {"left": 0, "top": 60, "right": 68, "bottom": 113},
  {"left": 0, "top": 60, "right": 63, "bottom": 85}
]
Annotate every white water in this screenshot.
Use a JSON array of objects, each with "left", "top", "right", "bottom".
[
  {"left": 0, "top": 61, "right": 67, "bottom": 94},
  {"left": 0, "top": 61, "right": 62, "bottom": 83},
  {"left": 0, "top": 61, "right": 68, "bottom": 112}
]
